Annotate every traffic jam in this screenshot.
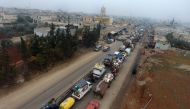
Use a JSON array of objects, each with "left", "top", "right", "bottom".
[{"left": 41, "top": 27, "right": 142, "bottom": 109}]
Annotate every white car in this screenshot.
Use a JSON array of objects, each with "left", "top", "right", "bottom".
[
  {"left": 72, "top": 80, "right": 92, "bottom": 100},
  {"left": 92, "top": 63, "right": 106, "bottom": 79}
]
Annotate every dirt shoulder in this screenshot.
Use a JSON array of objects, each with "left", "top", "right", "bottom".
[
  {"left": 0, "top": 48, "right": 91, "bottom": 97},
  {"left": 99, "top": 43, "right": 141, "bottom": 109},
  {"left": 0, "top": 48, "right": 102, "bottom": 109},
  {"left": 123, "top": 49, "right": 190, "bottom": 109}
]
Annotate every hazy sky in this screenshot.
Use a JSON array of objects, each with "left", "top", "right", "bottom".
[{"left": 0, "top": 0, "right": 189, "bottom": 22}]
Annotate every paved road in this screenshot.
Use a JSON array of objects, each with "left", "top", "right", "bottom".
[
  {"left": 18, "top": 41, "right": 121, "bottom": 109},
  {"left": 0, "top": 25, "right": 124, "bottom": 109},
  {"left": 71, "top": 43, "right": 141, "bottom": 109}
]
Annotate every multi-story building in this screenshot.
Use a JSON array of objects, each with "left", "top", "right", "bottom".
[{"left": 0, "top": 11, "right": 17, "bottom": 24}]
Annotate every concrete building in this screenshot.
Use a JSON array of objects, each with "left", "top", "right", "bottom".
[
  {"left": 0, "top": 11, "right": 17, "bottom": 23},
  {"left": 34, "top": 26, "right": 77, "bottom": 37},
  {"left": 82, "top": 6, "right": 113, "bottom": 26},
  {"left": 83, "top": 16, "right": 94, "bottom": 24},
  {"left": 32, "top": 15, "right": 57, "bottom": 24},
  {"left": 94, "top": 17, "right": 113, "bottom": 25},
  {"left": 34, "top": 27, "right": 50, "bottom": 37}
]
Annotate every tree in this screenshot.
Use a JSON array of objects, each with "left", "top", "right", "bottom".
[
  {"left": 48, "top": 23, "right": 56, "bottom": 49},
  {"left": 1, "top": 39, "right": 13, "bottom": 48},
  {"left": 166, "top": 33, "right": 190, "bottom": 50},
  {"left": 0, "top": 48, "right": 17, "bottom": 85},
  {"left": 49, "top": 23, "right": 55, "bottom": 36},
  {"left": 82, "top": 26, "right": 100, "bottom": 48},
  {"left": 17, "top": 15, "right": 25, "bottom": 23},
  {"left": 20, "top": 37, "right": 30, "bottom": 76},
  {"left": 20, "top": 37, "right": 30, "bottom": 61},
  {"left": 30, "top": 35, "right": 41, "bottom": 56}
]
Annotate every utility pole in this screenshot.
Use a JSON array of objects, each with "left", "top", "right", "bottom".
[
  {"left": 68, "top": 16, "right": 70, "bottom": 25},
  {"left": 66, "top": 16, "right": 71, "bottom": 35}
]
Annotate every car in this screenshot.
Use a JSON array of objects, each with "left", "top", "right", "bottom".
[
  {"left": 102, "top": 46, "right": 110, "bottom": 52},
  {"left": 41, "top": 104, "right": 59, "bottom": 109},
  {"left": 59, "top": 97, "right": 75, "bottom": 109},
  {"left": 86, "top": 99, "right": 100, "bottom": 109},
  {"left": 107, "top": 39, "right": 114, "bottom": 44},
  {"left": 116, "top": 53, "right": 125, "bottom": 63},
  {"left": 94, "top": 45, "right": 102, "bottom": 52},
  {"left": 114, "top": 51, "right": 120, "bottom": 55},
  {"left": 103, "top": 57, "right": 113, "bottom": 67},
  {"left": 72, "top": 80, "right": 93, "bottom": 100},
  {"left": 119, "top": 45, "right": 126, "bottom": 52},
  {"left": 120, "top": 52, "right": 127, "bottom": 57},
  {"left": 125, "top": 48, "right": 131, "bottom": 55}
]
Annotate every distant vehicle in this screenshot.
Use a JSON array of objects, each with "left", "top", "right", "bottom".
[
  {"left": 92, "top": 63, "right": 106, "bottom": 79},
  {"left": 103, "top": 56, "right": 113, "bottom": 67},
  {"left": 125, "top": 48, "right": 131, "bottom": 55},
  {"left": 93, "top": 73, "right": 114, "bottom": 98},
  {"left": 103, "top": 73, "right": 114, "bottom": 84},
  {"left": 59, "top": 97, "right": 75, "bottom": 109},
  {"left": 120, "top": 52, "right": 127, "bottom": 57},
  {"left": 119, "top": 45, "right": 126, "bottom": 52},
  {"left": 93, "top": 80, "right": 108, "bottom": 98},
  {"left": 107, "top": 38, "right": 114, "bottom": 44},
  {"left": 116, "top": 53, "right": 125, "bottom": 63},
  {"left": 102, "top": 46, "right": 110, "bottom": 52},
  {"left": 111, "top": 65, "right": 119, "bottom": 77},
  {"left": 112, "top": 59, "right": 120, "bottom": 67},
  {"left": 72, "top": 80, "right": 92, "bottom": 100},
  {"left": 41, "top": 98, "right": 58, "bottom": 109},
  {"left": 94, "top": 45, "right": 102, "bottom": 51},
  {"left": 86, "top": 99, "right": 100, "bottom": 109},
  {"left": 114, "top": 51, "right": 120, "bottom": 55},
  {"left": 41, "top": 104, "right": 58, "bottom": 109}
]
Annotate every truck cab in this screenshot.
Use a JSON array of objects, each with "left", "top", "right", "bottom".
[{"left": 92, "top": 63, "right": 106, "bottom": 79}]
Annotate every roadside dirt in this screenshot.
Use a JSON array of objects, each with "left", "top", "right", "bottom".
[
  {"left": 123, "top": 49, "right": 190, "bottom": 109},
  {"left": 0, "top": 48, "right": 92, "bottom": 97},
  {"left": 0, "top": 48, "right": 102, "bottom": 109}
]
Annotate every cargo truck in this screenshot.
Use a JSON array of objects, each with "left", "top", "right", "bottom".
[{"left": 93, "top": 73, "right": 114, "bottom": 98}]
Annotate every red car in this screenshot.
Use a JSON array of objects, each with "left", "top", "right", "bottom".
[{"left": 86, "top": 99, "right": 100, "bottom": 109}]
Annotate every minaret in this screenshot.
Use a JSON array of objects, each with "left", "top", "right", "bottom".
[{"left": 100, "top": 6, "right": 106, "bottom": 17}]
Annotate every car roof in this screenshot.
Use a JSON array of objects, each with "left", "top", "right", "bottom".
[{"left": 72, "top": 80, "right": 87, "bottom": 91}]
